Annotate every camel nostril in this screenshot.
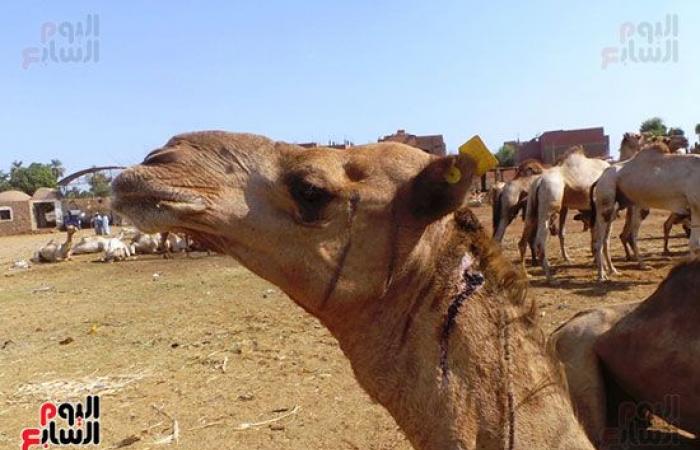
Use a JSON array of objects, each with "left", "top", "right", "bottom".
[{"left": 143, "top": 148, "right": 181, "bottom": 166}]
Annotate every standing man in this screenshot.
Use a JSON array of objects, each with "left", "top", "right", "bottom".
[
  {"left": 101, "top": 213, "right": 111, "bottom": 235},
  {"left": 93, "top": 212, "right": 103, "bottom": 235}
]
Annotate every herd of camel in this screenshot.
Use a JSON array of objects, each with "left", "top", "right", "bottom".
[
  {"left": 26, "top": 129, "right": 700, "bottom": 449},
  {"left": 491, "top": 132, "right": 699, "bottom": 282},
  {"left": 31, "top": 226, "right": 199, "bottom": 263}
]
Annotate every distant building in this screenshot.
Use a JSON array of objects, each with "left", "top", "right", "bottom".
[
  {"left": 0, "top": 190, "right": 33, "bottom": 236},
  {"left": 379, "top": 129, "right": 447, "bottom": 156},
  {"left": 507, "top": 127, "right": 610, "bottom": 164}
]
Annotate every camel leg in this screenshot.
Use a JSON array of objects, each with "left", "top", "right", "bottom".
[
  {"left": 594, "top": 208, "right": 617, "bottom": 282},
  {"left": 536, "top": 212, "right": 553, "bottom": 282},
  {"left": 558, "top": 207, "right": 571, "bottom": 262},
  {"left": 626, "top": 207, "right": 647, "bottom": 269},
  {"left": 689, "top": 204, "right": 700, "bottom": 255},
  {"left": 618, "top": 208, "right": 632, "bottom": 261},
  {"left": 603, "top": 221, "right": 619, "bottom": 276},
  {"left": 518, "top": 217, "right": 537, "bottom": 269},
  {"left": 662, "top": 213, "right": 675, "bottom": 255},
  {"left": 594, "top": 218, "right": 607, "bottom": 282}
]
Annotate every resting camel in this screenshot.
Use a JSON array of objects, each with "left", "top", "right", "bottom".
[
  {"left": 551, "top": 258, "right": 700, "bottom": 447},
  {"left": 102, "top": 236, "right": 132, "bottom": 262},
  {"left": 31, "top": 225, "right": 77, "bottom": 263},
  {"left": 592, "top": 142, "right": 700, "bottom": 281},
  {"left": 492, "top": 159, "right": 545, "bottom": 242},
  {"left": 71, "top": 235, "right": 108, "bottom": 255},
  {"left": 518, "top": 147, "right": 609, "bottom": 281},
  {"left": 113, "top": 131, "right": 595, "bottom": 450},
  {"left": 130, "top": 231, "right": 162, "bottom": 254}
]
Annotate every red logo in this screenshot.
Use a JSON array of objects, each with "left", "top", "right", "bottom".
[{"left": 21, "top": 396, "right": 100, "bottom": 449}]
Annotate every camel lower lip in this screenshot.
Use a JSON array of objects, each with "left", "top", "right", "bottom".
[{"left": 156, "top": 199, "right": 207, "bottom": 214}]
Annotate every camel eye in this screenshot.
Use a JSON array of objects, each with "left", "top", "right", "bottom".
[{"left": 288, "top": 178, "right": 333, "bottom": 223}]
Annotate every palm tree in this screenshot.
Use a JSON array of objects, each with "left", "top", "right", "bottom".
[
  {"left": 50, "top": 159, "right": 65, "bottom": 179},
  {"left": 10, "top": 160, "right": 22, "bottom": 176},
  {"left": 640, "top": 117, "right": 667, "bottom": 136}
]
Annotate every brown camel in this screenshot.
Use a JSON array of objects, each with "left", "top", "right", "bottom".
[
  {"left": 113, "top": 131, "right": 594, "bottom": 450},
  {"left": 31, "top": 225, "right": 77, "bottom": 263},
  {"left": 551, "top": 258, "right": 700, "bottom": 447}
]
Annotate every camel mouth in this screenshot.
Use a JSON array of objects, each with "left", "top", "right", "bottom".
[
  {"left": 112, "top": 168, "right": 210, "bottom": 231},
  {"left": 113, "top": 186, "right": 208, "bottom": 214}
]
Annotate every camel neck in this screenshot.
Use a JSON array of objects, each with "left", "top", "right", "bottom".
[{"left": 326, "top": 213, "right": 593, "bottom": 450}]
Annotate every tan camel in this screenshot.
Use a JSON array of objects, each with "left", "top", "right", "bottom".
[
  {"left": 492, "top": 159, "right": 544, "bottom": 241},
  {"left": 518, "top": 147, "right": 609, "bottom": 281},
  {"left": 551, "top": 258, "right": 700, "bottom": 447},
  {"left": 113, "top": 131, "right": 594, "bottom": 450},
  {"left": 618, "top": 133, "right": 691, "bottom": 261},
  {"left": 592, "top": 143, "right": 700, "bottom": 281},
  {"left": 31, "top": 225, "right": 77, "bottom": 263}
]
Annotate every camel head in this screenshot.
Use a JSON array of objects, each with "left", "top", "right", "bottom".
[
  {"left": 515, "top": 158, "right": 545, "bottom": 178},
  {"left": 113, "top": 131, "right": 478, "bottom": 320},
  {"left": 619, "top": 132, "right": 643, "bottom": 160}
]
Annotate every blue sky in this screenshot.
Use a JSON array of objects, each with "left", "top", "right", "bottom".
[{"left": 1, "top": 1, "right": 698, "bottom": 175}]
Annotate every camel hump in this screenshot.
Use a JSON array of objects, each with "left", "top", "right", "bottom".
[
  {"left": 638, "top": 141, "right": 672, "bottom": 155},
  {"left": 555, "top": 146, "right": 586, "bottom": 165}
]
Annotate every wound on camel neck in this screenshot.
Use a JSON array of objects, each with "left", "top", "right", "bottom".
[{"left": 439, "top": 260, "right": 485, "bottom": 384}]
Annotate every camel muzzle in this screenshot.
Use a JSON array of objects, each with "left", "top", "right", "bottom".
[{"left": 112, "top": 167, "right": 209, "bottom": 231}]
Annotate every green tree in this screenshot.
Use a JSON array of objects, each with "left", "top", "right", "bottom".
[
  {"left": 63, "top": 186, "right": 91, "bottom": 198},
  {"left": 640, "top": 117, "right": 667, "bottom": 136},
  {"left": 695, "top": 123, "right": 700, "bottom": 140},
  {"left": 88, "top": 171, "right": 112, "bottom": 197},
  {"left": 8, "top": 163, "right": 57, "bottom": 195},
  {"left": 668, "top": 127, "right": 685, "bottom": 136},
  {"left": 495, "top": 144, "right": 516, "bottom": 167},
  {"left": 0, "top": 170, "right": 10, "bottom": 191},
  {"left": 50, "top": 159, "right": 65, "bottom": 179}
]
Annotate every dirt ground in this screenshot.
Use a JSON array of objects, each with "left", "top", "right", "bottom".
[{"left": 0, "top": 207, "right": 694, "bottom": 449}]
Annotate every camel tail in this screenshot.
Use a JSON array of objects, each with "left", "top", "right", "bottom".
[
  {"left": 525, "top": 178, "right": 541, "bottom": 224},
  {"left": 589, "top": 180, "right": 598, "bottom": 227},
  {"left": 492, "top": 190, "right": 502, "bottom": 237}
]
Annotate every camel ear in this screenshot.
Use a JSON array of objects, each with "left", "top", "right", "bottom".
[{"left": 409, "top": 154, "right": 476, "bottom": 222}]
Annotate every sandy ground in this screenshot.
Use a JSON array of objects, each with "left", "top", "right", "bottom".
[{"left": 0, "top": 207, "right": 694, "bottom": 449}]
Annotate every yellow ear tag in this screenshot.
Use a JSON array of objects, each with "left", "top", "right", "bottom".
[
  {"left": 458, "top": 135, "right": 498, "bottom": 177},
  {"left": 445, "top": 164, "right": 462, "bottom": 184}
]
